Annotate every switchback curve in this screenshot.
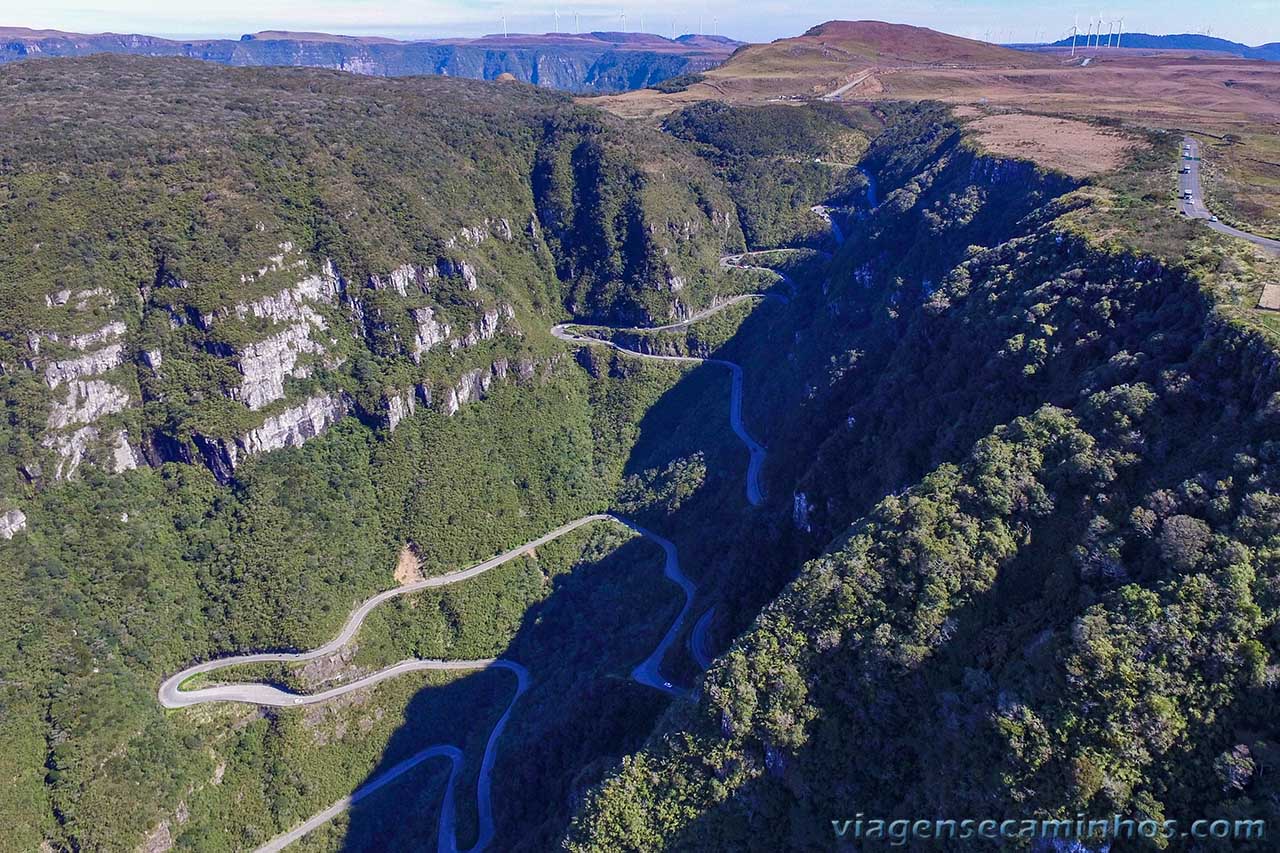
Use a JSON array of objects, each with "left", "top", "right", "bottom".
[
  {"left": 160, "top": 514, "right": 694, "bottom": 852},
  {"left": 163, "top": 265, "right": 791, "bottom": 850}
]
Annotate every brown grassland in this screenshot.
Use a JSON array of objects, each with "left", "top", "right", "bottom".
[{"left": 588, "top": 21, "right": 1280, "bottom": 234}]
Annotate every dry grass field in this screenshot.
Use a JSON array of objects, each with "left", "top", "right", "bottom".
[
  {"left": 590, "top": 21, "right": 1280, "bottom": 230},
  {"left": 964, "top": 113, "right": 1144, "bottom": 177}
]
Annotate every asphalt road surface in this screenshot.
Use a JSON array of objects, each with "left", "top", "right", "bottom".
[
  {"left": 689, "top": 606, "right": 717, "bottom": 671},
  {"left": 166, "top": 266, "right": 795, "bottom": 850},
  {"left": 163, "top": 514, "right": 698, "bottom": 853},
  {"left": 1179, "top": 137, "right": 1280, "bottom": 256},
  {"left": 551, "top": 321, "right": 767, "bottom": 507}
]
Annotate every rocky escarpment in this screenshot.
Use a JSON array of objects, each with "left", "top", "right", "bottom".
[
  {"left": 0, "top": 60, "right": 745, "bottom": 505},
  {"left": 28, "top": 285, "right": 140, "bottom": 479},
  {"left": 0, "top": 29, "right": 739, "bottom": 93}
]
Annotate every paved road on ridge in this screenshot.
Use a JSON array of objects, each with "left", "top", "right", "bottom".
[
  {"left": 1180, "top": 137, "right": 1280, "bottom": 256},
  {"left": 162, "top": 253, "right": 797, "bottom": 851}
]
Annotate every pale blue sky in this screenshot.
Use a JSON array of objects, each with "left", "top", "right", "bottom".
[{"left": 11, "top": 0, "right": 1279, "bottom": 46}]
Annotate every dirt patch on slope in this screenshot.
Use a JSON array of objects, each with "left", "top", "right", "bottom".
[
  {"left": 394, "top": 544, "right": 424, "bottom": 585},
  {"left": 965, "top": 113, "right": 1145, "bottom": 177}
]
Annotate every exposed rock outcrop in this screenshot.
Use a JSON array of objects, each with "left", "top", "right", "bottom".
[
  {"left": 48, "top": 379, "right": 130, "bottom": 429},
  {"left": 44, "top": 343, "right": 126, "bottom": 388},
  {"left": 67, "top": 320, "right": 127, "bottom": 351},
  {"left": 235, "top": 321, "right": 330, "bottom": 411},
  {"left": 197, "top": 393, "right": 351, "bottom": 481},
  {"left": 410, "top": 306, "right": 451, "bottom": 364},
  {"left": 240, "top": 392, "right": 349, "bottom": 459},
  {"left": 0, "top": 508, "right": 27, "bottom": 539},
  {"left": 42, "top": 425, "right": 100, "bottom": 479},
  {"left": 110, "top": 430, "right": 141, "bottom": 473},
  {"left": 385, "top": 391, "right": 416, "bottom": 431},
  {"left": 199, "top": 259, "right": 342, "bottom": 329},
  {"left": 440, "top": 356, "right": 513, "bottom": 416}
]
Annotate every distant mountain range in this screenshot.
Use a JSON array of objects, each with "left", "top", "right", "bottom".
[
  {"left": 1043, "top": 32, "right": 1280, "bottom": 61},
  {"left": 0, "top": 27, "right": 743, "bottom": 92}
]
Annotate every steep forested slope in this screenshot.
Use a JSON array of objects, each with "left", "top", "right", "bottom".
[
  {"left": 0, "top": 56, "right": 744, "bottom": 496},
  {"left": 566, "top": 105, "right": 1280, "bottom": 850},
  {"left": 0, "top": 56, "right": 753, "bottom": 851},
  {"left": 663, "top": 101, "right": 880, "bottom": 249}
]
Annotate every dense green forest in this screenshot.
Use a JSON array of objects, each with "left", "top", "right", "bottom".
[
  {"left": 565, "top": 105, "right": 1280, "bottom": 850},
  {"left": 663, "top": 101, "right": 879, "bottom": 248},
  {"left": 5, "top": 52, "right": 1280, "bottom": 853}
]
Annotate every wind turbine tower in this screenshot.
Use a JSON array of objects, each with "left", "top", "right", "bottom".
[
  {"left": 1116, "top": 18, "right": 1124, "bottom": 48},
  {"left": 620, "top": 9, "right": 626, "bottom": 31},
  {"left": 502, "top": 13, "right": 508, "bottom": 38},
  {"left": 1070, "top": 15, "right": 1079, "bottom": 56},
  {"left": 554, "top": 7, "right": 560, "bottom": 33}
]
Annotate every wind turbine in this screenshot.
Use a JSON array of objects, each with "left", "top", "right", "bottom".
[
  {"left": 554, "top": 7, "right": 560, "bottom": 33},
  {"left": 1071, "top": 15, "right": 1079, "bottom": 56},
  {"left": 575, "top": 11, "right": 580, "bottom": 32},
  {"left": 620, "top": 9, "right": 626, "bottom": 31},
  {"left": 502, "top": 13, "right": 508, "bottom": 38},
  {"left": 1116, "top": 18, "right": 1124, "bottom": 48}
]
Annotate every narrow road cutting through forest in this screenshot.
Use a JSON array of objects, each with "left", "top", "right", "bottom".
[{"left": 161, "top": 251, "right": 796, "bottom": 851}]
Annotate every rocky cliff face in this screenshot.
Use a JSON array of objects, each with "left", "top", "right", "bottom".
[
  {"left": 0, "top": 59, "right": 744, "bottom": 503},
  {"left": 0, "top": 29, "right": 739, "bottom": 93},
  {"left": 0, "top": 508, "right": 26, "bottom": 539}
]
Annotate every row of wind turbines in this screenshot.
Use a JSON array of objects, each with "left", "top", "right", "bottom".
[{"left": 1068, "top": 14, "right": 1125, "bottom": 55}]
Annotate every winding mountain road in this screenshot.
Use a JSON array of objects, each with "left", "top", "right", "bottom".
[
  {"left": 550, "top": 322, "right": 766, "bottom": 507},
  {"left": 163, "top": 513, "right": 695, "bottom": 852},
  {"left": 163, "top": 258, "right": 794, "bottom": 851},
  {"left": 158, "top": 515, "right": 609, "bottom": 708}
]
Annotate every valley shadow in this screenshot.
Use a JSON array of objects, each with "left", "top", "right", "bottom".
[
  {"left": 339, "top": 256, "right": 832, "bottom": 851},
  {"left": 338, "top": 529, "right": 676, "bottom": 851},
  {"left": 654, "top": 505, "right": 1103, "bottom": 853}
]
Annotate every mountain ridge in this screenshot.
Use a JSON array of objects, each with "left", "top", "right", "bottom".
[
  {"left": 1043, "top": 31, "right": 1280, "bottom": 61},
  {"left": 0, "top": 26, "right": 742, "bottom": 92}
]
